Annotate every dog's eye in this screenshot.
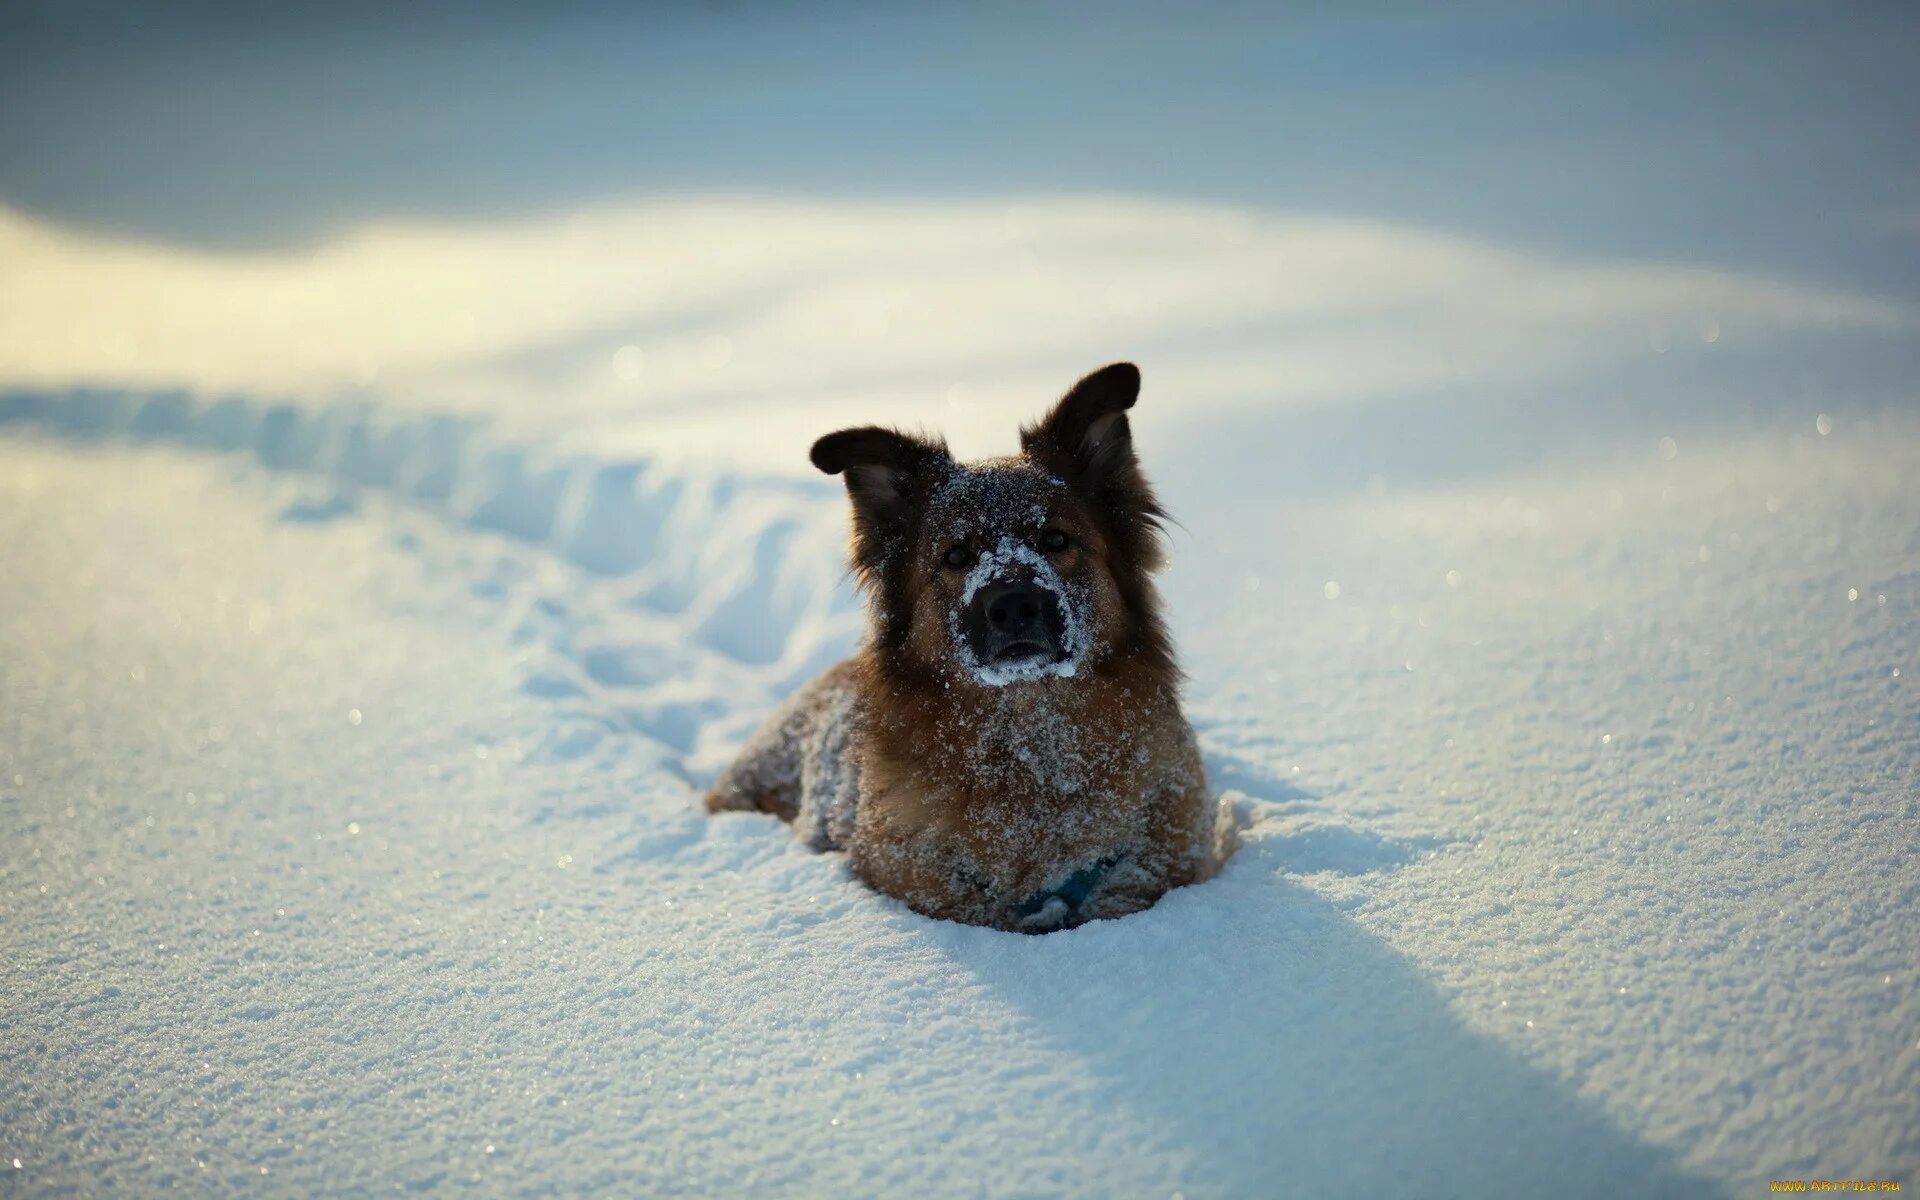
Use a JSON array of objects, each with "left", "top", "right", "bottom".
[
  {"left": 1041, "top": 529, "right": 1070, "bottom": 553},
  {"left": 942, "top": 544, "right": 971, "bottom": 569}
]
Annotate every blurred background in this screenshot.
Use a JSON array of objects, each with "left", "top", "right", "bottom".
[{"left": 4, "top": 0, "right": 1916, "bottom": 485}]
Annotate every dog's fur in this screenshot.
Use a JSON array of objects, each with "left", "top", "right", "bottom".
[{"left": 705, "top": 363, "right": 1231, "bottom": 931}]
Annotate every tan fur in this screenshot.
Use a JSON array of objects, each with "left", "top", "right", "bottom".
[
  {"left": 848, "top": 654, "right": 1216, "bottom": 928},
  {"left": 705, "top": 363, "right": 1229, "bottom": 932}
]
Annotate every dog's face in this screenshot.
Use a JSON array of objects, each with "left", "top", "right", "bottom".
[{"left": 812, "top": 363, "right": 1172, "bottom": 687}]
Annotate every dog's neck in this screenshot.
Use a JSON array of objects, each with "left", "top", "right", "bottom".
[{"left": 859, "top": 649, "right": 1176, "bottom": 804}]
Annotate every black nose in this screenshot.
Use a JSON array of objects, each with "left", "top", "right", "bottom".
[
  {"left": 979, "top": 582, "right": 1047, "bottom": 637},
  {"left": 966, "top": 580, "right": 1064, "bottom": 667}
]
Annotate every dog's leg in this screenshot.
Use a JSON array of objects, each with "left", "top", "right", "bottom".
[
  {"left": 1076, "top": 741, "right": 1219, "bottom": 922},
  {"left": 702, "top": 683, "right": 819, "bottom": 821},
  {"left": 703, "top": 719, "right": 803, "bottom": 820},
  {"left": 704, "top": 658, "right": 862, "bottom": 826}
]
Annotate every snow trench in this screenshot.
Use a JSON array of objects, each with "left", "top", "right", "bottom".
[{"left": 0, "top": 385, "right": 866, "bottom": 766}]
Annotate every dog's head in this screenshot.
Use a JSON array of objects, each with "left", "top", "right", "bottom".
[{"left": 812, "top": 362, "right": 1172, "bottom": 688}]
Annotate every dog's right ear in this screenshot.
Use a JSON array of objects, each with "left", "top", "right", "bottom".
[{"left": 811, "top": 426, "right": 952, "bottom": 572}]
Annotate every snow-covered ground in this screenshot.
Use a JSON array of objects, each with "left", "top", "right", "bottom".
[
  {"left": 3, "top": 5, "right": 1918, "bottom": 1196},
  {"left": 3, "top": 364, "right": 1915, "bottom": 1196}
]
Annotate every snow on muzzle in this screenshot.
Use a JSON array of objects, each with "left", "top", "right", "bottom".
[{"left": 952, "top": 538, "right": 1090, "bottom": 687}]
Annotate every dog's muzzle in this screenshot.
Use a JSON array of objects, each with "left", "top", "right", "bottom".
[{"left": 963, "top": 576, "right": 1068, "bottom": 667}]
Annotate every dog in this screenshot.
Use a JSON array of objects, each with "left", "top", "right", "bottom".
[{"left": 705, "top": 363, "right": 1232, "bottom": 932}]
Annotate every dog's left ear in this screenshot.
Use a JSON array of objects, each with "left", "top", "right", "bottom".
[{"left": 1021, "top": 362, "right": 1150, "bottom": 506}]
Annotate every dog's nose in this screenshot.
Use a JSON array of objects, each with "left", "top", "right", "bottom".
[
  {"left": 964, "top": 578, "right": 1066, "bottom": 669},
  {"left": 978, "top": 582, "right": 1047, "bottom": 638}
]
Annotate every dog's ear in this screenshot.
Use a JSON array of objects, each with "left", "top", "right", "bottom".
[
  {"left": 811, "top": 425, "right": 952, "bottom": 571},
  {"left": 1022, "top": 361, "right": 1148, "bottom": 496},
  {"left": 1022, "top": 362, "right": 1166, "bottom": 569}
]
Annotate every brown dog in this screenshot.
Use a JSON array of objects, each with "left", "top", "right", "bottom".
[{"left": 705, "top": 363, "right": 1231, "bottom": 931}]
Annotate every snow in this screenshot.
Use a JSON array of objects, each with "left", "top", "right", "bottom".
[
  {"left": 2, "top": 195, "right": 1909, "bottom": 474},
  {"left": 3, "top": 7, "right": 1919, "bottom": 1194},
  {"left": 4, "top": 362, "right": 1915, "bottom": 1195}
]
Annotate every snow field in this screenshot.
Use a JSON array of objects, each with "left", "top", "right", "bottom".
[{"left": 2, "top": 380, "right": 1916, "bottom": 1196}]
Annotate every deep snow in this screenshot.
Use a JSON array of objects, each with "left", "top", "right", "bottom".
[{"left": 1, "top": 368, "right": 1914, "bottom": 1196}]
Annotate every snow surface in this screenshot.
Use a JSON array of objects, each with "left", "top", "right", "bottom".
[{"left": 2, "top": 365, "right": 1914, "bottom": 1196}]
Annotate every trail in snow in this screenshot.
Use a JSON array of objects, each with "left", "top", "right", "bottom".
[
  {"left": 0, "top": 383, "right": 1333, "bottom": 800},
  {"left": 0, "top": 384, "right": 860, "bottom": 779}
]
